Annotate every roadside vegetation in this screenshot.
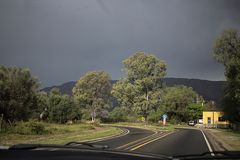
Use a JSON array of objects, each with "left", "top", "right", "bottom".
[
  {"left": 0, "top": 121, "right": 121, "bottom": 146},
  {"left": 217, "top": 129, "right": 240, "bottom": 150},
  {"left": 207, "top": 128, "right": 240, "bottom": 150}
]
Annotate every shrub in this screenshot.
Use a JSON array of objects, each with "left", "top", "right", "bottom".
[
  {"left": 12, "top": 120, "right": 48, "bottom": 135},
  {"left": 108, "top": 107, "right": 127, "bottom": 122},
  {"left": 169, "top": 115, "right": 181, "bottom": 124},
  {"left": 28, "top": 120, "right": 46, "bottom": 134},
  {"left": 147, "top": 112, "right": 160, "bottom": 123}
]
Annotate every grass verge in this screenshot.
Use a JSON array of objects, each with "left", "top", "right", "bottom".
[
  {"left": 0, "top": 123, "right": 122, "bottom": 146},
  {"left": 208, "top": 128, "right": 240, "bottom": 150}
]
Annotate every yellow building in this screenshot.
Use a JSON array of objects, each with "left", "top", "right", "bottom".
[{"left": 202, "top": 111, "right": 229, "bottom": 128}]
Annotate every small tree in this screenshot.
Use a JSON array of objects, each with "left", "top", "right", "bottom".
[
  {"left": 0, "top": 66, "right": 39, "bottom": 123},
  {"left": 34, "top": 91, "right": 49, "bottom": 120},
  {"left": 162, "top": 85, "right": 200, "bottom": 122},
  {"left": 186, "top": 103, "right": 204, "bottom": 121},
  {"left": 73, "top": 71, "right": 112, "bottom": 122},
  {"left": 48, "top": 88, "right": 79, "bottom": 123}
]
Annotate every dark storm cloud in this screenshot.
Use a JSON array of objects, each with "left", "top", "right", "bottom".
[{"left": 0, "top": 0, "right": 240, "bottom": 87}]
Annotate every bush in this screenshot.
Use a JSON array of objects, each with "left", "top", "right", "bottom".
[
  {"left": 146, "top": 108, "right": 165, "bottom": 123},
  {"left": 169, "top": 115, "right": 181, "bottom": 124},
  {"left": 108, "top": 107, "right": 126, "bottom": 122},
  {"left": 147, "top": 113, "right": 159, "bottom": 123},
  {"left": 28, "top": 121, "right": 46, "bottom": 134},
  {"left": 12, "top": 120, "right": 48, "bottom": 135}
]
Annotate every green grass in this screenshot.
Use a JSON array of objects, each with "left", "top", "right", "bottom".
[{"left": 0, "top": 123, "right": 122, "bottom": 146}]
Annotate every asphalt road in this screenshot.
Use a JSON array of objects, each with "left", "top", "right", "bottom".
[
  {"left": 93, "top": 126, "right": 155, "bottom": 149},
  {"left": 93, "top": 127, "right": 211, "bottom": 157}
]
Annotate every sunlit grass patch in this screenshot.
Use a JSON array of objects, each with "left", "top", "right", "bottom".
[{"left": 0, "top": 122, "right": 122, "bottom": 146}]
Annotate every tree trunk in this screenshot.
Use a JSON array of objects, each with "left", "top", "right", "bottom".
[{"left": 91, "top": 108, "right": 96, "bottom": 122}]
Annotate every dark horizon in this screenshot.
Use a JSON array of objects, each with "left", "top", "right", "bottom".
[{"left": 42, "top": 77, "right": 225, "bottom": 89}]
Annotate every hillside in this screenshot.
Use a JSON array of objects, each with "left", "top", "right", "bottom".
[{"left": 41, "top": 78, "right": 224, "bottom": 104}]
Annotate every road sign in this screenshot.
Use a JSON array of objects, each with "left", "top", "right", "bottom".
[
  {"left": 162, "top": 114, "right": 168, "bottom": 119},
  {"left": 162, "top": 114, "right": 167, "bottom": 125}
]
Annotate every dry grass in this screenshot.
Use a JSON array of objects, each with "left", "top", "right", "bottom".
[{"left": 210, "top": 129, "right": 240, "bottom": 150}]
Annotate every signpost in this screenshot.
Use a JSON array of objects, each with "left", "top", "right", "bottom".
[{"left": 162, "top": 114, "right": 168, "bottom": 125}]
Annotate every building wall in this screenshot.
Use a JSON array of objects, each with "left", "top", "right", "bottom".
[{"left": 202, "top": 111, "right": 229, "bottom": 125}]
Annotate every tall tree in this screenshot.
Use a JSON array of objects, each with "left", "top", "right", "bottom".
[
  {"left": 113, "top": 52, "right": 166, "bottom": 120},
  {"left": 0, "top": 66, "right": 39, "bottom": 122},
  {"left": 73, "top": 71, "right": 112, "bottom": 122},
  {"left": 213, "top": 29, "right": 240, "bottom": 123}
]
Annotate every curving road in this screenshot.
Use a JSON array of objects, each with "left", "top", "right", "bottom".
[
  {"left": 92, "top": 127, "right": 212, "bottom": 156},
  {"left": 93, "top": 126, "right": 155, "bottom": 149}
]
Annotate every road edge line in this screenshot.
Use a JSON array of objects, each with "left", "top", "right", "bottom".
[
  {"left": 79, "top": 127, "right": 130, "bottom": 143},
  {"left": 200, "top": 130, "right": 215, "bottom": 156}
]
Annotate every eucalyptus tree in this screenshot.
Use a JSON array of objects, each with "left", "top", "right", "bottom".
[
  {"left": 73, "top": 71, "right": 112, "bottom": 122},
  {"left": 112, "top": 52, "right": 167, "bottom": 120}
]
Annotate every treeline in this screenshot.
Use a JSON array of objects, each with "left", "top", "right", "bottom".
[{"left": 0, "top": 52, "right": 205, "bottom": 127}]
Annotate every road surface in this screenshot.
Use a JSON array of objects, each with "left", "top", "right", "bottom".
[{"left": 93, "top": 127, "right": 211, "bottom": 156}]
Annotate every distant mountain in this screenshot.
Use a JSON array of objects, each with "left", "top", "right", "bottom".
[
  {"left": 163, "top": 78, "right": 224, "bottom": 104},
  {"left": 41, "top": 78, "right": 225, "bottom": 104},
  {"left": 41, "top": 81, "right": 76, "bottom": 95}
]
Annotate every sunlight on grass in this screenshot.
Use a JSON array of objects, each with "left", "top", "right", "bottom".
[{"left": 0, "top": 123, "right": 122, "bottom": 146}]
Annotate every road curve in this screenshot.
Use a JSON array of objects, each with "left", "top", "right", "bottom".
[
  {"left": 94, "top": 127, "right": 212, "bottom": 157},
  {"left": 94, "top": 126, "right": 155, "bottom": 149}
]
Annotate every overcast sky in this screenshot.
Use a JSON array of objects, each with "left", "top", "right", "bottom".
[{"left": 0, "top": 0, "right": 240, "bottom": 88}]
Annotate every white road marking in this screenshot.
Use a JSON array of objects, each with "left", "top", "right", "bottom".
[
  {"left": 75, "top": 128, "right": 130, "bottom": 144},
  {"left": 200, "top": 130, "right": 215, "bottom": 156}
]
